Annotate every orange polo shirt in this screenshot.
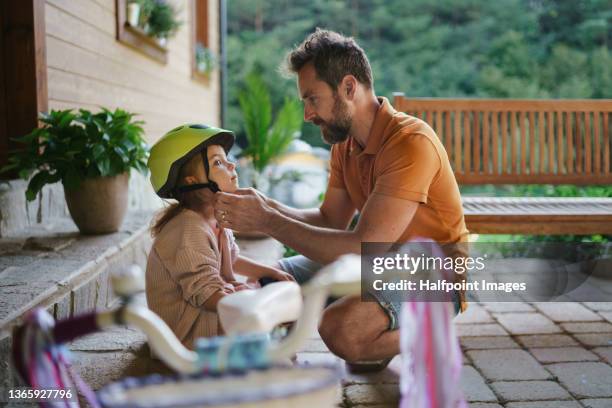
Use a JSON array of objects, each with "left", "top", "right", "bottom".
[{"left": 329, "top": 97, "right": 469, "bottom": 244}]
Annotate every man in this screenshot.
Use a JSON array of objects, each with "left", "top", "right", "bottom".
[{"left": 214, "top": 29, "right": 468, "bottom": 368}]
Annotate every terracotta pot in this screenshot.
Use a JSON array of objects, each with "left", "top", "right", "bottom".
[{"left": 64, "top": 173, "right": 129, "bottom": 234}]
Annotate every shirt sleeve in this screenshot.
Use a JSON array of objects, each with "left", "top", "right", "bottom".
[
  {"left": 328, "top": 144, "right": 346, "bottom": 189},
  {"left": 165, "top": 244, "right": 226, "bottom": 308},
  {"left": 373, "top": 133, "right": 441, "bottom": 204}
]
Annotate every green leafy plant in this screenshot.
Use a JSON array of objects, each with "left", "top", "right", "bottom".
[
  {"left": 238, "top": 71, "right": 302, "bottom": 187},
  {"left": 1, "top": 108, "right": 149, "bottom": 201},
  {"left": 145, "top": 0, "right": 181, "bottom": 39},
  {"left": 195, "top": 43, "right": 217, "bottom": 75}
]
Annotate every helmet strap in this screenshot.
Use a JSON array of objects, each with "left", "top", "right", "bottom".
[{"left": 175, "top": 149, "right": 220, "bottom": 194}]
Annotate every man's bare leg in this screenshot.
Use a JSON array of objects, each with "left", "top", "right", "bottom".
[{"left": 318, "top": 295, "right": 399, "bottom": 362}]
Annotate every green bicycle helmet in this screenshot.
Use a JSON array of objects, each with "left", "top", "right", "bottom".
[{"left": 148, "top": 124, "right": 235, "bottom": 198}]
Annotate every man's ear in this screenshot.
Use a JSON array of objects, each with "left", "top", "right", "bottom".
[{"left": 341, "top": 75, "right": 358, "bottom": 100}]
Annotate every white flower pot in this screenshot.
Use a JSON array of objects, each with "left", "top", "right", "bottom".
[{"left": 127, "top": 2, "right": 140, "bottom": 27}]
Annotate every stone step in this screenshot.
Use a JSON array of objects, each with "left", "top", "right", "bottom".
[{"left": 0, "top": 211, "right": 154, "bottom": 400}]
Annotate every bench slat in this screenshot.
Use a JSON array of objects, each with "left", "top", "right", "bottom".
[{"left": 463, "top": 197, "right": 612, "bottom": 234}]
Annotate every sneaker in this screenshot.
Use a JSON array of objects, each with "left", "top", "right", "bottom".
[{"left": 346, "top": 358, "right": 392, "bottom": 373}]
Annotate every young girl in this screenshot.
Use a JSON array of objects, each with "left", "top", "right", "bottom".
[{"left": 146, "top": 124, "right": 293, "bottom": 349}]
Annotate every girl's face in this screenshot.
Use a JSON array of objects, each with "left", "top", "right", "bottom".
[{"left": 206, "top": 144, "right": 238, "bottom": 192}]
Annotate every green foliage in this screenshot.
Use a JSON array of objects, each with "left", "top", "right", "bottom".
[
  {"left": 139, "top": 0, "right": 181, "bottom": 39},
  {"left": 227, "top": 0, "right": 611, "bottom": 144},
  {"left": 1, "top": 108, "right": 149, "bottom": 201},
  {"left": 238, "top": 71, "right": 302, "bottom": 179}
]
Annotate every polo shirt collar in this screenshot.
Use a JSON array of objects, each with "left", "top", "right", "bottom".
[{"left": 362, "top": 97, "right": 394, "bottom": 155}]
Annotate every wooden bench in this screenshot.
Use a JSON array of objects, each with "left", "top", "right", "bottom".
[{"left": 393, "top": 95, "right": 612, "bottom": 235}]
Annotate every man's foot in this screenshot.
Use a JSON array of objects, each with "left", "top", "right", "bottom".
[{"left": 346, "top": 358, "right": 392, "bottom": 373}]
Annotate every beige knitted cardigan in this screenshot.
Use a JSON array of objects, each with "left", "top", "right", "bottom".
[{"left": 146, "top": 208, "right": 239, "bottom": 350}]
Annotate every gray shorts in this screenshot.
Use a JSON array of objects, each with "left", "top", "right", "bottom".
[{"left": 278, "top": 255, "right": 462, "bottom": 331}]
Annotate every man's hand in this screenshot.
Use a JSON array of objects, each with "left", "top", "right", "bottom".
[
  {"left": 214, "top": 188, "right": 275, "bottom": 232},
  {"left": 266, "top": 269, "right": 296, "bottom": 282}
]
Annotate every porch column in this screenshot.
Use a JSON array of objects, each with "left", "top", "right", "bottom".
[{"left": 0, "top": 0, "right": 48, "bottom": 177}]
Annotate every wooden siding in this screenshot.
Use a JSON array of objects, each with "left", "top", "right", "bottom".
[{"left": 45, "top": 0, "right": 220, "bottom": 144}]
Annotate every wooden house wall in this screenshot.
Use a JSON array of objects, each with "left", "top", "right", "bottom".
[{"left": 44, "top": 0, "right": 220, "bottom": 144}]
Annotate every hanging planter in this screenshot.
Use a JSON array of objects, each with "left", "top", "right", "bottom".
[
  {"left": 195, "top": 43, "right": 217, "bottom": 76},
  {"left": 143, "top": 0, "right": 181, "bottom": 41}
]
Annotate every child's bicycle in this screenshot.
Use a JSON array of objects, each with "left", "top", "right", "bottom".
[{"left": 12, "top": 256, "right": 361, "bottom": 408}]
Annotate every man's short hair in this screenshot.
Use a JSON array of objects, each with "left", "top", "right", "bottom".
[{"left": 286, "top": 28, "right": 373, "bottom": 90}]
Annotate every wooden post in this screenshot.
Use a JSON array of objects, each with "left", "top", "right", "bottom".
[{"left": 0, "top": 0, "right": 48, "bottom": 178}]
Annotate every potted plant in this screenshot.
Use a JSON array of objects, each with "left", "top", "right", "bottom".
[
  {"left": 238, "top": 71, "right": 302, "bottom": 190},
  {"left": 1, "top": 108, "right": 149, "bottom": 234},
  {"left": 195, "top": 43, "right": 216, "bottom": 76},
  {"left": 145, "top": 0, "right": 181, "bottom": 44}
]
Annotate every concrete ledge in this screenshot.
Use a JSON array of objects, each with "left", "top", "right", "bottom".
[
  {"left": 0, "top": 211, "right": 154, "bottom": 399},
  {"left": 0, "top": 211, "right": 154, "bottom": 336}
]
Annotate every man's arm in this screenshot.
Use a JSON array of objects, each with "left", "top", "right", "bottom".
[
  {"left": 264, "top": 193, "right": 418, "bottom": 264},
  {"left": 267, "top": 186, "right": 356, "bottom": 229},
  {"left": 215, "top": 188, "right": 419, "bottom": 265}
]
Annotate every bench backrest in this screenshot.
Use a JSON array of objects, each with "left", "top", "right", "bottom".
[{"left": 393, "top": 94, "right": 612, "bottom": 185}]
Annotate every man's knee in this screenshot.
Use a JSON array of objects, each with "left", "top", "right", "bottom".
[
  {"left": 319, "top": 307, "right": 363, "bottom": 362},
  {"left": 318, "top": 298, "right": 389, "bottom": 362}
]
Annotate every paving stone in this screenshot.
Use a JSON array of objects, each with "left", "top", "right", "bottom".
[
  {"left": 592, "top": 347, "right": 612, "bottom": 364},
  {"left": 580, "top": 398, "right": 612, "bottom": 408},
  {"left": 343, "top": 356, "right": 400, "bottom": 385},
  {"left": 504, "top": 401, "right": 581, "bottom": 408},
  {"left": 460, "top": 336, "right": 520, "bottom": 350},
  {"left": 584, "top": 303, "right": 612, "bottom": 312},
  {"left": 561, "top": 322, "right": 612, "bottom": 333},
  {"left": 456, "top": 323, "right": 508, "bottom": 337},
  {"left": 530, "top": 346, "right": 599, "bottom": 363},
  {"left": 601, "top": 312, "right": 612, "bottom": 324},
  {"left": 516, "top": 334, "right": 578, "bottom": 348},
  {"left": 71, "top": 351, "right": 151, "bottom": 390},
  {"left": 69, "top": 326, "right": 147, "bottom": 354},
  {"left": 494, "top": 312, "right": 561, "bottom": 335},
  {"left": 467, "top": 349, "right": 550, "bottom": 381},
  {"left": 490, "top": 380, "right": 571, "bottom": 402},
  {"left": 574, "top": 333, "right": 612, "bottom": 347},
  {"left": 344, "top": 384, "right": 400, "bottom": 405},
  {"left": 460, "top": 365, "right": 497, "bottom": 402},
  {"left": 535, "top": 303, "right": 603, "bottom": 322},
  {"left": 547, "top": 362, "right": 612, "bottom": 398},
  {"left": 468, "top": 404, "right": 503, "bottom": 408},
  {"left": 481, "top": 302, "right": 535, "bottom": 313},
  {"left": 455, "top": 304, "right": 494, "bottom": 324}
]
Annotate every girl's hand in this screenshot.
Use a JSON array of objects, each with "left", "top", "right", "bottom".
[{"left": 229, "top": 280, "right": 250, "bottom": 291}]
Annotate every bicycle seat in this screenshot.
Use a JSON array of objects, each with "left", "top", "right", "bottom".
[{"left": 218, "top": 281, "right": 302, "bottom": 335}]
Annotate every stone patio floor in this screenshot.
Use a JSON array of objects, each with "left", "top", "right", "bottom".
[{"left": 54, "top": 300, "right": 612, "bottom": 408}]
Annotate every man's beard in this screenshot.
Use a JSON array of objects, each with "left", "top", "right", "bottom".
[{"left": 315, "top": 95, "right": 352, "bottom": 145}]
